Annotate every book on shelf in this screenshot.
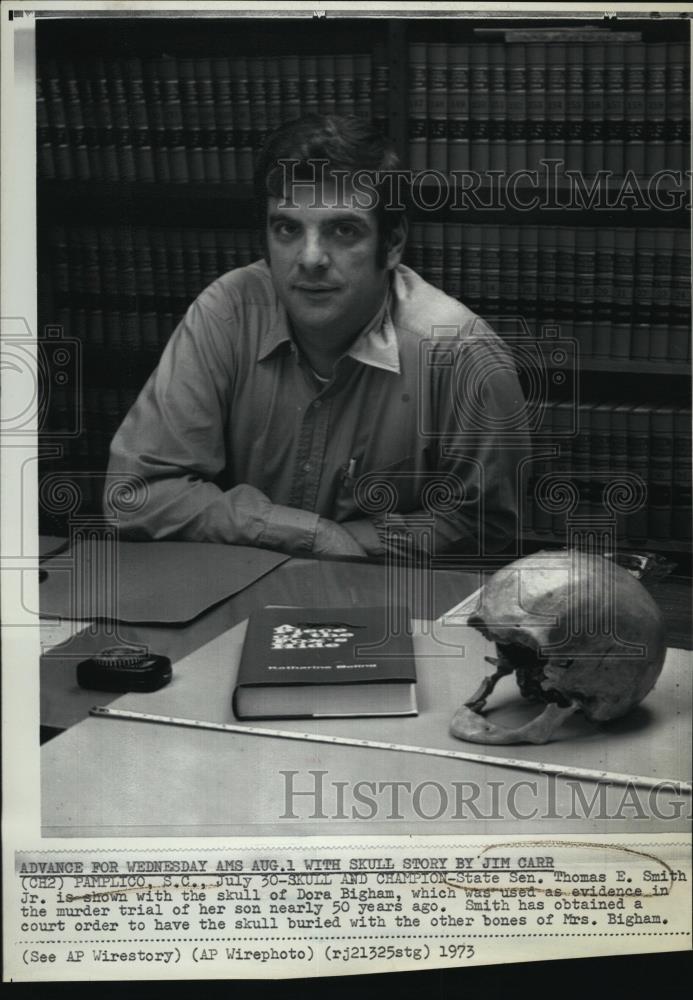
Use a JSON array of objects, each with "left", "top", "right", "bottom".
[{"left": 232, "top": 605, "right": 417, "bottom": 720}]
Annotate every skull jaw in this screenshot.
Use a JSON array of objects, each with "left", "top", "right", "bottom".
[{"left": 450, "top": 700, "right": 581, "bottom": 745}]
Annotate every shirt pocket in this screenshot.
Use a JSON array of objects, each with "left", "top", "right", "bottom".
[{"left": 338, "top": 452, "right": 422, "bottom": 520}]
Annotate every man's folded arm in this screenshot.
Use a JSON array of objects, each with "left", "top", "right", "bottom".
[
  {"left": 103, "top": 301, "right": 359, "bottom": 556},
  {"left": 341, "top": 336, "right": 531, "bottom": 559}
]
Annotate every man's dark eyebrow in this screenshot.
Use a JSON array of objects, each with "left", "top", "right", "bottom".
[{"left": 268, "top": 210, "right": 369, "bottom": 226}]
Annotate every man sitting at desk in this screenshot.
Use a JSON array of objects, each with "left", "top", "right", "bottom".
[{"left": 106, "top": 114, "right": 530, "bottom": 559}]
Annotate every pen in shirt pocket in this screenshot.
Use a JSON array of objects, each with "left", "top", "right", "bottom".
[{"left": 342, "top": 457, "right": 358, "bottom": 483}]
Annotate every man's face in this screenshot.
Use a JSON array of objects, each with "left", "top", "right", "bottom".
[{"left": 266, "top": 179, "right": 403, "bottom": 351}]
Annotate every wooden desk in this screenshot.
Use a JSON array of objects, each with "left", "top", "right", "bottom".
[{"left": 41, "top": 557, "right": 691, "bottom": 839}]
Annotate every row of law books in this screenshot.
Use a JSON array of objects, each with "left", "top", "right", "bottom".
[
  {"left": 406, "top": 223, "right": 691, "bottom": 363},
  {"left": 44, "top": 220, "right": 691, "bottom": 363},
  {"left": 408, "top": 39, "right": 690, "bottom": 174},
  {"left": 525, "top": 400, "right": 692, "bottom": 543},
  {"left": 37, "top": 49, "right": 388, "bottom": 184}
]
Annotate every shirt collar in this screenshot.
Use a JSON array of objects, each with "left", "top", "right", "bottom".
[{"left": 258, "top": 284, "right": 401, "bottom": 374}]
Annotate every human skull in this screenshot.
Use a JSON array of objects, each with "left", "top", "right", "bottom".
[{"left": 450, "top": 550, "right": 667, "bottom": 745}]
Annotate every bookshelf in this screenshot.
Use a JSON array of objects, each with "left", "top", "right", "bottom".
[{"left": 36, "top": 15, "right": 692, "bottom": 560}]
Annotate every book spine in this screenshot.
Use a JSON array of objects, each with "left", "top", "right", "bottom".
[
  {"left": 354, "top": 52, "right": 372, "bottom": 120},
  {"left": 537, "top": 226, "right": 558, "bottom": 328},
  {"left": 518, "top": 225, "right": 538, "bottom": 330},
  {"left": 525, "top": 42, "right": 546, "bottom": 176},
  {"left": 407, "top": 43, "right": 428, "bottom": 171},
  {"left": 197, "top": 57, "right": 220, "bottom": 183},
  {"left": 134, "top": 231, "right": 158, "bottom": 352},
  {"left": 480, "top": 225, "right": 501, "bottom": 320},
  {"left": 318, "top": 54, "right": 336, "bottom": 116},
  {"left": 213, "top": 56, "right": 236, "bottom": 183},
  {"left": 545, "top": 43, "right": 566, "bottom": 169},
  {"left": 488, "top": 42, "right": 506, "bottom": 174},
  {"left": 299, "top": 55, "right": 319, "bottom": 117},
  {"left": 611, "top": 227, "right": 634, "bottom": 361},
  {"left": 604, "top": 43, "right": 625, "bottom": 178},
  {"left": 448, "top": 44, "right": 471, "bottom": 172},
  {"left": 648, "top": 406, "right": 674, "bottom": 541},
  {"left": 44, "top": 56, "right": 72, "bottom": 180},
  {"left": 645, "top": 42, "right": 667, "bottom": 175},
  {"left": 160, "top": 55, "right": 186, "bottom": 183},
  {"left": 125, "top": 56, "right": 154, "bottom": 183},
  {"left": 232, "top": 57, "right": 253, "bottom": 184},
  {"left": 36, "top": 62, "right": 55, "bottom": 178},
  {"left": 406, "top": 221, "right": 424, "bottom": 276},
  {"left": 626, "top": 405, "right": 650, "bottom": 540},
  {"left": 505, "top": 43, "right": 526, "bottom": 173},
  {"left": 666, "top": 42, "right": 688, "bottom": 174},
  {"left": 673, "top": 409, "right": 693, "bottom": 541},
  {"left": 573, "top": 402, "right": 592, "bottom": 519},
  {"left": 371, "top": 44, "right": 389, "bottom": 134},
  {"left": 281, "top": 55, "right": 302, "bottom": 122},
  {"left": 461, "top": 225, "right": 483, "bottom": 314},
  {"left": 583, "top": 42, "right": 605, "bottom": 177},
  {"left": 631, "top": 228, "right": 656, "bottom": 361},
  {"left": 574, "top": 227, "right": 596, "bottom": 358},
  {"left": 249, "top": 56, "right": 269, "bottom": 155},
  {"left": 423, "top": 223, "right": 444, "bottom": 290},
  {"left": 499, "top": 225, "right": 520, "bottom": 318},
  {"left": 113, "top": 58, "right": 137, "bottom": 183},
  {"left": 179, "top": 56, "right": 203, "bottom": 182},
  {"left": 61, "top": 58, "right": 89, "bottom": 181},
  {"left": 145, "top": 57, "right": 169, "bottom": 183},
  {"left": 593, "top": 228, "right": 615, "bottom": 357},
  {"left": 335, "top": 54, "right": 355, "bottom": 116},
  {"left": 610, "top": 403, "right": 630, "bottom": 540},
  {"left": 669, "top": 228, "right": 691, "bottom": 362},
  {"left": 590, "top": 402, "right": 611, "bottom": 522},
  {"left": 624, "top": 42, "right": 646, "bottom": 177},
  {"left": 556, "top": 226, "right": 575, "bottom": 340},
  {"left": 565, "top": 42, "right": 584, "bottom": 175},
  {"left": 428, "top": 43, "right": 448, "bottom": 173},
  {"left": 650, "top": 228, "right": 672, "bottom": 361},
  {"left": 443, "top": 223, "right": 463, "bottom": 299},
  {"left": 470, "top": 42, "right": 490, "bottom": 173}
]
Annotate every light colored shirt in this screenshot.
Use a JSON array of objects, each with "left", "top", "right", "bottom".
[{"left": 106, "top": 261, "right": 530, "bottom": 557}]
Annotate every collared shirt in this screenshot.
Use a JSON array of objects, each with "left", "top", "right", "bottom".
[{"left": 106, "top": 261, "right": 530, "bottom": 556}]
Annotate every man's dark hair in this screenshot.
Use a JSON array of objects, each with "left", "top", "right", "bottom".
[{"left": 253, "top": 114, "right": 408, "bottom": 267}]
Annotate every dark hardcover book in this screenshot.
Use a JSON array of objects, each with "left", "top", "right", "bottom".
[
  {"left": 632, "top": 228, "right": 656, "bottom": 359},
  {"left": 427, "top": 42, "right": 448, "bottom": 173},
  {"left": 233, "top": 606, "right": 417, "bottom": 720},
  {"left": 624, "top": 42, "right": 646, "bottom": 176},
  {"left": 666, "top": 42, "right": 688, "bottom": 174},
  {"left": 469, "top": 42, "right": 490, "bottom": 173},
  {"left": 604, "top": 42, "right": 625, "bottom": 178},
  {"left": 525, "top": 42, "right": 546, "bottom": 175},
  {"left": 626, "top": 403, "right": 650, "bottom": 540},
  {"left": 545, "top": 43, "right": 566, "bottom": 167},
  {"left": 645, "top": 42, "right": 667, "bottom": 175},
  {"left": 371, "top": 43, "right": 389, "bottom": 135},
  {"left": 583, "top": 40, "right": 606, "bottom": 176},
  {"left": 564, "top": 43, "right": 584, "bottom": 175},
  {"left": 648, "top": 405, "right": 674, "bottom": 541},
  {"left": 574, "top": 227, "right": 596, "bottom": 357},
  {"left": 335, "top": 53, "right": 355, "bottom": 117},
  {"left": 673, "top": 408, "right": 692, "bottom": 542},
  {"left": 487, "top": 42, "right": 506, "bottom": 173},
  {"left": 443, "top": 222, "right": 463, "bottom": 299},
  {"left": 593, "top": 228, "right": 615, "bottom": 353},
  {"left": 448, "top": 43, "right": 471, "bottom": 171},
  {"left": 650, "top": 228, "right": 673, "bottom": 361},
  {"left": 505, "top": 43, "right": 526, "bottom": 173},
  {"left": 407, "top": 43, "right": 427, "bottom": 171}
]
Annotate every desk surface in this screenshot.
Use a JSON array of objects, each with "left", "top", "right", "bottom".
[{"left": 41, "top": 555, "right": 691, "bottom": 839}]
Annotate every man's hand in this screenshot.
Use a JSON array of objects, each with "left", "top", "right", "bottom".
[{"left": 312, "top": 518, "right": 369, "bottom": 559}]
